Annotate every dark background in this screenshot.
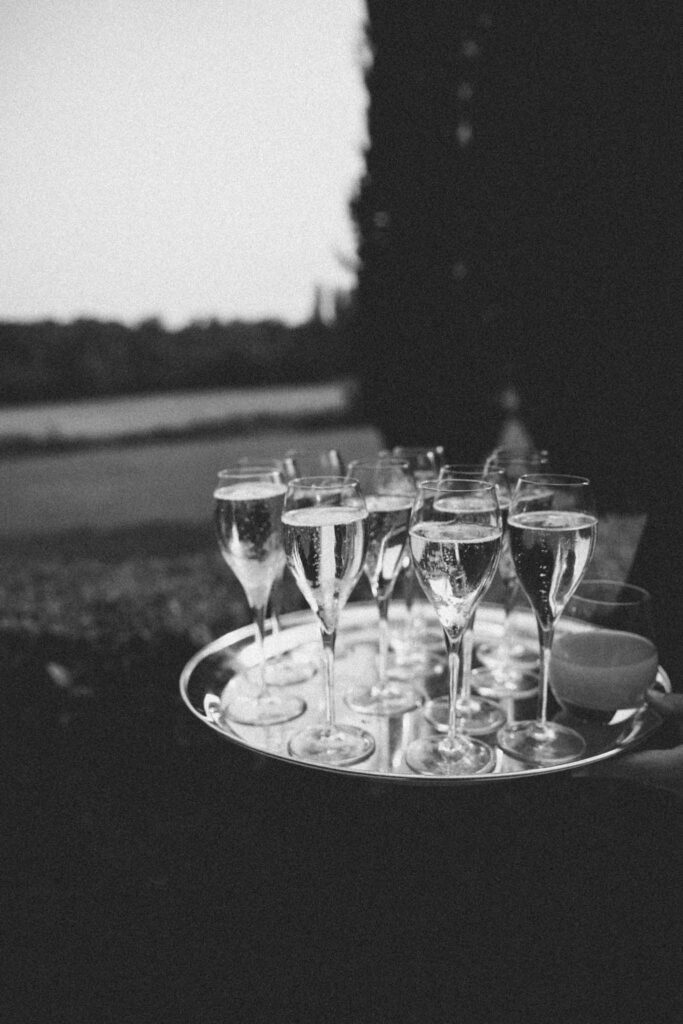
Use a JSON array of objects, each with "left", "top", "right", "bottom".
[{"left": 352, "top": 2, "right": 679, "bottom": 511}]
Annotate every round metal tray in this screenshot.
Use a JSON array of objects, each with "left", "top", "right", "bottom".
[{"left": 179, "top": 601, "right": 667, "bottom": 784}]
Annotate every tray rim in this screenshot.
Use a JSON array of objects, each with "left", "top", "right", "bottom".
[{"left": 179, "top": 601, "right": 667, "bottom": 785}]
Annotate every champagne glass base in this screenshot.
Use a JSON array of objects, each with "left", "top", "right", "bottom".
[
  {"left": 476, "top": 638, "right": 538, "bottom": 672},
  {"left": 391, "top": 613, "right": 442, "bottom": 661},
  {"left": 424, "top": 694, "right": 506, "bottom": 736},
  {"left": 288, "top": 724, "right": 375, "bottom": 767},
  {"left": 225, "top": 692, "right": 306, "bottom": 727},
  {"left": 470, "top": 665, "right": 539, "bottom": 700},
  {"left": 406, "top": 734, "right": 496, "bottom": 776},
  {"left": 497, "top": 720, "right": 586, "bottom": 765},
  {"left": 390, "top": 635, "right": 444, "bottom": 676},
  {"left": 345, "top": 682, "right": 423, "bottom": 717},
  {"left": 263, "top": 648, "right": 318, "bottom": 687}
]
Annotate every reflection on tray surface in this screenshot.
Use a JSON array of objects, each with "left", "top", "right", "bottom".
[{"left": 183, "top": 603, "right": 665, "bottom": 782}]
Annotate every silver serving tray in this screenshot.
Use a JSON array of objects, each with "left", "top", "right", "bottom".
[{"left": 179, "top": 600, "right": 667, "bottom": 784}]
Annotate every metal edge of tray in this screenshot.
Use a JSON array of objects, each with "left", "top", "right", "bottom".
[{"left": 179, "top": 602, "right": 667, "bottom": 786}]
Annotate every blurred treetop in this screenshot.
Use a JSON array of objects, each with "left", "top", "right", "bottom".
[{"left": 0, "top": 298, "right": 354, "bottom": 405}]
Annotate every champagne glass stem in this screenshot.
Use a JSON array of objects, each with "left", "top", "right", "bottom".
[
  {"left": 442, "top": 629, "right": 464, "bottom": 753},
  {"left": 250, "top": 602, "right": 268, "bottom": 697},
  {"left": 268, "top": 570, "right": 285, "bottom": 635},
  {"left": 459, "top": 617, "right": 474, "bottom": 705},
  {"left": 321, "top": 627, "right": 337, "bottom": 735},
  {"left": 404, "top": 564, "right": 424, "bottom": 649},
  {"left": 377, "top": 593, "right": 390, "bottom": 688},
  {"left": 269, "top": 609, "right": 282, "bottom": 636},
  {"left": 499, "top": 578, "right": 519, "bottom": 651},
  {"left": 403, "top": 560, "right": 416, "bottom": 615},
  {"left": 536, "top": 621, "right": 555, "bottom": 729}
]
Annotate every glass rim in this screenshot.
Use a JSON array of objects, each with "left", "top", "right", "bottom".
[
  {"left": 418, "top": 477, "right": 495, "bottom": 493},
  {"left": 217, "top": 465, "right": 283, "bottom": 479},
  {"left": 286, "top": 474, "right": 358, "bottom": 490},
  {"left": 488, "top": 446, "right": 549, "bottom": 460},
  {"left": 391, "top": 445, "right": 439, "bottom": 457},
  {"left": 347, "top": 456, "right": 411, "bottom": 470},
  {"left": 439, "top": 464, "right": 506, "bottom": 480},
  {"left": 516, "top": 472, "right": 591, "bottom": 487},
  {"left": 570, "top": 578, "right": 651, "bottom": 607},
  {"left": 438, "top": 464, "right": 489, "bottom": 477}
]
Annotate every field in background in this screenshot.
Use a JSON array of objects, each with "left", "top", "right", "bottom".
[
  {"left": 0, "top": 379, "right": 358, "bottom": 454},
  {"left": 1, "top": 422, "right": 383, "bottom": 536}
]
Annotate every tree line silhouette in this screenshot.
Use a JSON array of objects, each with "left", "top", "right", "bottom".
[{"left": 0, "top": 295, "right": 354, "bottom": 405}]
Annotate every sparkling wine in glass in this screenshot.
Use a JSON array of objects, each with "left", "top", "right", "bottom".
[
  {"left": 232, "top": 458, "right": 317, "bottom": 685},
  {"left": 280, "top": 449, "right": 350, "bottom": 659},
  {"left": 496, "top": 474, "right": 597, "bottom": 765},
  {"left": 423, "top": 463, "right": 508, "bottom": 735},
  {"left": 405, "top": 479, "right": 502, "bottom": 776},
  {"left": 282, "top": 476, "right": 374, "bottom": 766},
  {"left": 344, "top": 458, "right": 422, "bottom": 716},
  {"left": 214, "top": 467, "right": 306, "bottom": 726},
  {"left": 475, "top": 446, "right": 551, "bottom": 685},
  {"left": 389, "top": 446, "right": 443, "bottom": 665}
]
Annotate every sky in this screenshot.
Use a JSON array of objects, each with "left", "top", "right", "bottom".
[{"left": 0, "top": 0, "right": 367, "bottom": 328}]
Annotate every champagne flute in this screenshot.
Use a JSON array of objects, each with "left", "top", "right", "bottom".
[
  {"left": 233, "top": 458, "right": 318, "bottom": 685},
  {"left": 475, "top": 446, "right": 550, "bottom": 678},
  {"left": 213, "top": 467, "right": 306, "bottom": 725},
  {"left": 281, "top": 449, "right": 350, "bottom": 660},
  {"left": 483, "top": 445, "right": 550, "bottom": 482},
  {"left": 344, "top": 458, "right": 422, "bottom": 716},
  {"left": 497, "top": 474, "right": 597, "bottom": 765},
  {"left": 390, "top": 446, "right": 442, "bottom": 664},
  {"left": 282, "top": 476, "right": 374, "bottom": 766},
  {"left": 391, "top": 446, "right": 443, "bottom": 477},
  {"left": 423, "top": 464, "right": 508, "bottom": 735},
  {"left": 282, "top": 448, "right": 345, "bottom": 479},
  {"left": 405, "top": 479, "right": 502, "bottom": 776}
]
